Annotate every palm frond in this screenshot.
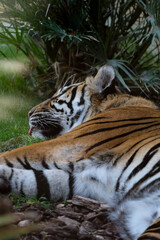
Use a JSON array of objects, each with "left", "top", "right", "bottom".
[{"left": 0, "top": 0, "right": 160, "bottom": 94}]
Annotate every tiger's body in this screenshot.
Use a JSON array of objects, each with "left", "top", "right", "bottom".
[{"left": 0, "top": 66, "right": 160, "bottom": 239}]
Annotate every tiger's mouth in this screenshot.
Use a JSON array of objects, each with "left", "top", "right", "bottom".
[
  {"left": 28, "top": 125, "right": 63, "bottom": 139},
  {"left": 29, "top": 126, "right": 34, "bottom": 136}
]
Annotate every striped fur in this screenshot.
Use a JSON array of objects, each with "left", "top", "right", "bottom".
[
  {"left": 138, "top": 217, "right": 160, "bottom": 240},
  {"left": 0, "top": 66, "right": 160, "bottom": 239}
]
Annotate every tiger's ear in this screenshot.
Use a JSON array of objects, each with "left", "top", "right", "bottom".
[{"left": 86, "top": 65, "right": 115, "bottom": 94}]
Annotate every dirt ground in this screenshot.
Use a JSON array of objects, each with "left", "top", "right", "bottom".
[{"left": 0, "top": 195, "right": 123, "bottom": 240}]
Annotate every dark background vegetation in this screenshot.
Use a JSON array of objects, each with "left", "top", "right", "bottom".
[{"left": 0, "top": 0, "right": 160, "bottom": 97}]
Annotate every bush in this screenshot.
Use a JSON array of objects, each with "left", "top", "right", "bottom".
[{"left": 0, "top": 0, "right": 160, "bottom": 94}]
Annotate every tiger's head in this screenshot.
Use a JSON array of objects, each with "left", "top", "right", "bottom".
[{"left": 28, "top": 65, "right": 117, "bottom": 139}]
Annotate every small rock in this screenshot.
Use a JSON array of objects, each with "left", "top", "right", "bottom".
[
  {"left": 18, "top": 219, "right": 31, "bottom": 227},
  {"left": 100, "top": 203, "right": 110, "bottom": 211},
  {"left": 56, "top": 203, "right": 65, "bottom": 208},
  {"left": 79, "top": 220, "right": 96, "bottom": 235},
  {"left": 24, "top": 210, "right": 43, "bottom": 222},
  {"left": 58, "top": 216, "right": 80, "bottom": 228},
  {"left": 14, "top": 212, "right": 25, "bottom": 223},
  {"left": 95, "top": 235, "right": 105, "bottom": 240}
]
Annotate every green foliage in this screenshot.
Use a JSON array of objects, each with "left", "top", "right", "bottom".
[
  {"left": 0, "top": 46, "right": 42, "bottom": 147},
  {"left": 10, "top": 194, "right": 53, "bottom": 209},
  {"left": 0, "top": 0, "right": 160, "bottom": 93},
  {"left": 0, "top": 135, "right": 43, "bottom": 152},
  {"left": 0, "top": 93, "right": 40, "bottom": 143}
]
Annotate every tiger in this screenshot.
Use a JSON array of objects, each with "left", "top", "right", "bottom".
[
  {"left": 0, "top": 65, "right": 160, "bottom": 239},
  {"left": 138, "top": 217, "right": 160, "bottom": 239}
]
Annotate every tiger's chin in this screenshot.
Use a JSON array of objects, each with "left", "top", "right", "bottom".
[{"left": 29, "top": 125, "right": 63, "bottom": 139}]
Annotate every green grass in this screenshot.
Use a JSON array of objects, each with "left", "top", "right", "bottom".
[
  {"left": 0, "top": 44, "right": 43, "bottom": 152},
  {"left": 10, "top": 194, "right": 53, "bottom": 210},
  {"left": 0, "top": 44, "right": 26, "bottom": 60},
  {"left": 0, "top": 94, "right": 38, "bottom": 141}
]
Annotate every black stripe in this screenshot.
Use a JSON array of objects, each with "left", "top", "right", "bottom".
[
  {"left": 54, "top": 162, "right": 61, "bottom": 170},
  {"left": 89, "top": 116, "right": 160, "bottom": 123},
  {"left": 86, "top": 116, "right": 107, "bottom": 122},
  {"left": 125, "top": 134, "right": 160, "bottom": 155},
  {"left": 115, "top": 149, "right": 139, "bottom": 191},
  {"left": 24, "top": 156, "right": 33, "bottom": 169},
  {"left": 42, "top": 158, "right": 50, "bottom": 169},
  {"left": 16, "top": 157, "right": 30, "bottom": 169},
  {"left": 68, "top": 162, "right": 74, "bottom": 199},
  {"left": 72, "top": 116, "right": 160, "bottom": 132},
  {"left": 51, "top": 86, "right": 78, "bottom": 114},
  {"left": 113, "top": 134, "right": 160, "bottom": 166},
  {"left": 16, "top": 156, "right": 34, "bottom": 170},
  {"left": 5, "top": 158, "right": 13, "bottom": 168},
  {"left": 20, "top": 182, "right": 25, "bottom": 196},
  {"left": 50, "top": 104, "right": 64, "bottom": 112},
  {"left": 86, "top": 123, "right": 160, "bottom": 153},
  {"left": 9, "top": 169, "right": 14, "bottom": 180},
  {"left": 138, "top": 236, "right": 160, "bottom": 240},
  {"left": 115, "top": 138, "right": 160, "bottom": 190},
  {"left": 51, "top": 86, "right": 73, "bottom": 100},
  {"left": 127, "top": 143, "right": 160, "bottom": 181},
  {"left": 76, "top": 158, "right": 84, "bottom": 162},
  {"left": 76, "top": 121, "right": 157, "bottom": 139},
  {"left": 111, "top": 140, "right": 127, "bottom": 148},
  {"left": 139, "top": 177, "right": 160, "bottom": 196},
  {"left": 123, "top": 159, "right": 160, "bottom": 199},
  {"left": 34, "top": 170, "right": 51, "bottom": 199},
  {"left": 70, "top": 110, "right": 82, "bottom": 128},
  {"left": 57, "top": 100, "right": 66, "bottom": 105},
  {"left": 40, "top": 108, "right": 50, "bottom": 112},
  {"left": 146, "top": 221, "right": 160, "bottom": 231},
  {"left": 67, "top": 86, "right": 78, "bottom": 114},
  {"left": 32, "top": 112, "right": 50, "bottom": 118},
  {"left": 70, "top": 117, "right": 109, "bottom": 133},
  {"left": 78, "top": 85, "right": 86, "bottom": 106}
]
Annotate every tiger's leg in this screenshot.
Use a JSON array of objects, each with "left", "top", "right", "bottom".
[
  {"left": 0, "top": 165, "right": 71, "bottom": 200},
  {"left": 138, "top": 217, "right": 160, "bottom": 240},
  {"left": 0, "top": 141, "right": 61, "bottom": 170},
  {"left": 0, "top": 157, "right": 114, "bottom": 202},
  {"left": 0, "top": 139, "right": 85, "bottom": 170}
]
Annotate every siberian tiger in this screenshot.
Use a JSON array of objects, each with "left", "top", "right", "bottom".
[{"left": 0, "top": 65, "right": 160, "bottom": 239}]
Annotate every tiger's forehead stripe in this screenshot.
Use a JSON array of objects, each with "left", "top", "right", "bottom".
[
  {"left": 50, "top": 82, "right": 85, "bottom": 100},
  {"left": 50, "top": 86, "right": 73, "bottom": 100}
]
